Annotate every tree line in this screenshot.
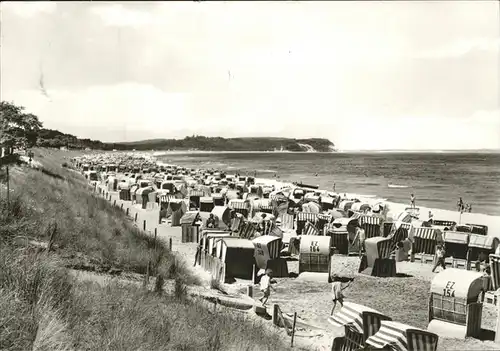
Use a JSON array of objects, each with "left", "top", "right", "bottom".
[{"left": 0, "top": 101, "right": 335, "bottom": 154}]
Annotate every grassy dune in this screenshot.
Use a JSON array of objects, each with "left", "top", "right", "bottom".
[{"left": 0, "top": 149, "right": 289, "bottom": 351}]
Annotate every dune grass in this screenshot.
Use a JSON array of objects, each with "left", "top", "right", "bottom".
[{"left": 0, "top": 149, "right": 291, "bottom": 351}]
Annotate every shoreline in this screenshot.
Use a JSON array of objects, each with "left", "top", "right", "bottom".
[
  {"left": 149, "top": 149, "right": 500, "bottom": 156},
  {"left": 151, "top": 156, "right": 500, "bottom": 236}
]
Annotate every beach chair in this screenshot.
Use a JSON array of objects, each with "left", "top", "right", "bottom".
[
  {"left": 428, "top": 268, "right": 484, "bottom": 339},
  {"left": 489, "top": 254, "right": 500, "bottom": 291},
  {"left": 303, "top": 221, "right": 320, "bottom": 235},
  {"left": 360, "top": 215, "right": 383, "bottom": 239},
  {"left": 329, "top": 302, "right": 392, "bottom": 351},
  {"left": 365, "top": 321, "right": 439, "bottom": 351},
  {"left": 316, "top": 213, "right": 332, "bottom": 233},
  {"left": 296, "top": 212, "right": 317, "bottom": 235},
  {"left": 359, "top": 237, "right": 396, "bottom": 277},
  {"left": 443, "top": 231, "right": 469, "bottom": 267},
  {"left": 467, "top": 235, "right": 499, "bottom": 269},
  {"left": 280, "top": 213, "right": 295, "bottom": 230},
  {"left": 412, "top": 227, "right": 443, "bottom": 262}
]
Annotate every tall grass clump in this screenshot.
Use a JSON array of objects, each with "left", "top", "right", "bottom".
[
  {"left": 67, "top": 281, "right": 288, "bottom": 351},
  {"left": 0, "top": 245, "right": 74, "bottom": 351},
  {"left": 5, "top": 158, "right": 179, "bottom": 278}
]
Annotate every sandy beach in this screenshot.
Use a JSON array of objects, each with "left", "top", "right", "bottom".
[{"left": 93, "top": 160, "right": 500, "bottom": 351}]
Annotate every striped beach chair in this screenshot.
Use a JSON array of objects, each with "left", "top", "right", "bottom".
[
  {"left": 239, "top": 222, "right": 257, "bottom": 239},
  {"left": 296, "top": 212, "right": 317, "bottom": 235},
  {"left": 253, "top": 198, "right": 272, "bottom": 213},
  {"left": 316, "top": 213, "right": 332, "bottom": 233},
  {"left": 269, "top": 193, "right": 280, "bottom": 201},
  {"left": 383, "top": 222, "right": 394, "bottom": 237},
  {"left": 269, "top": 226, "right": 283, "bottom": 239},
  {"left": 365, "top": 320, "right": 439, "bottom": 351},
  {"left": 230, "top": 215, "right": 242, "bottom": 233},
  {"left": 360, "top": 216, "right": 383, "bottom": 239},
  {"left": 360, "top": 237, "right": 396, "bottom": 277},
  {"left": 228, "top": 199, "right": 250, "bottom": 218},
  {"left": 260, "top": 204, "right": 274, "bottom": 215},
  {"left": 159, "top": 193, "right": 175, "bottom": 204},
  {"left": 329, "top": 302, "right": 392, "bottom": 351},
  {"left": 260, "top": 220, "right": 273, "bottom": 236},
  {"left": 412, "top": 227, "right": 443, "bottom": 256},
  {"left": 303, "top": 221, "right": 320, "bottom": 236},
  {"left": 489, "top": 254, "right": 500, "bottom": 291},
  {"left": 279, "top": 213, "right": 295, "bottom": 230},
  {"left": 386, "top": 222, "right": 412, "bottom": 251}
]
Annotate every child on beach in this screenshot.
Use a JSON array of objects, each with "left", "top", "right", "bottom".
[
  {"left": 353, "top": 224, "right": 366, "bottom": 256},
  {"left": 258, "top": 269, "right": 276, "bottom": 306},
  {"left": 410, "top": 194, "right": 416, "bottom": 209},
  {"left": 330, "top": 275, "right": 353, "bottom": 315},
  {"left": 432, "top": 245, "right": 446, "bottom": 273}
]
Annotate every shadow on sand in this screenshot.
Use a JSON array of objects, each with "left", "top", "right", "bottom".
[
  {"left": 395, "top": 273, "right": 414, "bottom": 278},
  {"left": 478, "top": 329, "right": 495, "bottom": 342}
]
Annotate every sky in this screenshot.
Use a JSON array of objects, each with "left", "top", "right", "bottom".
[{"left": 1, "top": 1, "right": 499, "bottom": 150}]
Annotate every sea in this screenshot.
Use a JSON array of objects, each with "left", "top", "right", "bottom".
[{"left": 157, "top": 152, "right": 500, "bottom": 216}]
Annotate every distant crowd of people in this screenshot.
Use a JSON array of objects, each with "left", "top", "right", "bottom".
[
  {"left": 457, "top": 197, "right": 472, "bottom": 213},
  {"left": 409, "top": 194, "right": 472, "bottom": 213}
]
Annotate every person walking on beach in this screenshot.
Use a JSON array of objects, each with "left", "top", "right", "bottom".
[
  {"left": 457, "top": 197, "right": 464, "bottom": 212},
  {"left": 330, "top": 275, "right": 353, "bottom": 315},
  {"left": 333, "top": 183, "right": 336, "bottom": 192},
  {"left": 258, "top": 269, "right": 276, "bottom": 306},
  {"left": 194, "top": 243, "right": 202, "bottom": 267},
  {"left": 353, "top": 224, "right": 366, "bottom": 256},
  {"left": 432, "top": 245, "right": 446, "bottom": 273},
  {"left": 410, "top": 193, "right": 416, "bottom": 209}
]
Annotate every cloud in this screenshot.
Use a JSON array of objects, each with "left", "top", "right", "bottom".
[
  {"left": 2, "top": 2, "right": 57, "bottom": 18},
  {"left": 2, "top": 1, "right": 499, "bottom": 150}
]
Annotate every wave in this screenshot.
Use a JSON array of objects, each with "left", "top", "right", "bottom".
[
  {"left": 388, "top": 184, "right": 409, "bottom": 188},
  {"left": 419, "top": 184, "right": 445, "bottom": 189}
]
